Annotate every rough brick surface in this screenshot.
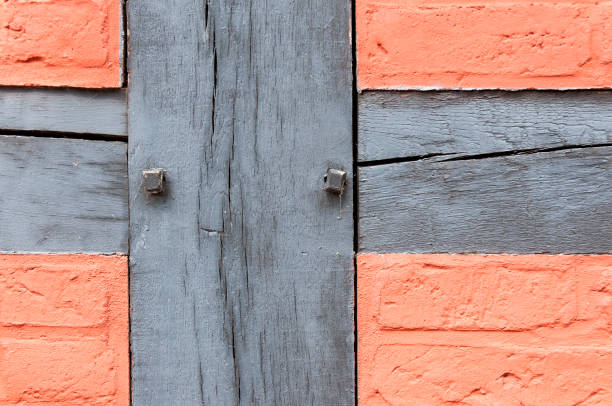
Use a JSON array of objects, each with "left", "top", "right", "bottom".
[
  {"left": 0, "top": 254, "right": 128, "bottom": 405},
  {"left": 358, "top": 254, "right": 612, "bottom": 405},
  {"left": 0, "top": 340, "right": 118, "bottom": 404},
  {"left": 1, "top": 258, "right": 109, "bottom": 327},
  {"left": 0, "top": 0, "right": 121, "bottom": 87},
  {"left": 376, "top": 255, "right": 611, "bottom": 331},
  {"left": 371, "top": 345, "right": 612, "bottom": 405},
  {"left": 357, "top": 1, "right": 612, "bottom": 89}
]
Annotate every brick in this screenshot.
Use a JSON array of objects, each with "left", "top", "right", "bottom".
[
  {"left": 366, "top": 345, "right": 612, "bottom": 405},
  {"left": 370, "top": 255, "right": 611, "bottom": 330},
  {"left": 357, "top": 1, "right": 612, "bottom": 89},
  {"left": 358, "top": 254, "right": 612, "bottom": 405},
  {"left": 0, "top": 254, "right": 128, "bottom": 405},
  {"left": 0, "top": 339, "right": 118, "bottom": 403},
  {"left": 0, "top": 257, "right": 113, "bottom": 327},
  {"left": 0, "top": 0, "right": 121, "bottom": 87},
  {"left": 592, "top": 5, "right": 612, "bottom": 64}
]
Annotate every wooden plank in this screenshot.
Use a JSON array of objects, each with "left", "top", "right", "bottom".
[
  {"left": 358, "top": 91, "right": 612, "bottom": 162},
  {"left": 0, "top": 88, "right": 127, "bottom": 137},
  {"left": 0, "top": 135, "right": 128, "bottom": 253},
  {"left": 359, "top": 147, "right": 612, "bottom": 253},
  {"left": 128, "top": 1, "right": 353, "bottom": 405}
]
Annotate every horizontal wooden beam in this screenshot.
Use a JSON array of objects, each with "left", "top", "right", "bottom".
[
  {"left": 358, "top": 91, "right": 612, "bottom": 163},
  {"left": 0, "top": 87, "right": 127, "bottom": 137},
  {"left": 359, "top": 146, "right": 612, "bottom": 253},
  {"left": 0, "top": 135, "right": 128, "bottom": 253}
]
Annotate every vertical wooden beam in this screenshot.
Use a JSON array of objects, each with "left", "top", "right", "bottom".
[{"left": 128, "top": 1, "right": 354, "bottom": 405}]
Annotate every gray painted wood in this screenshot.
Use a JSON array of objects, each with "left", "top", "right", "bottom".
[
  {"left": 359, "top": 91, "right": 612, "bottom": 162},
  {"left": 128, "top": 0, "right": 353, "bottom": 405},
  {"left": 0, "top": 87, "right": 127, "bottom": 136},
  {"left": 0, "top": 135, "right": 127, "bottom": 253},
  {"left": 359, "top": 146, "right": 612, "bottom": 253}
]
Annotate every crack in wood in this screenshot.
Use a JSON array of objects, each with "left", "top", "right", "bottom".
[
  {"left": 359, "top": 146, "right": 612, "bottom": 253},
  {"left": 359, "top": 90, "right": 612, "bottom": 163},
  {"left": 128, "top": 0, "right": 354, "bottom": 404},
  {"left": 359, "top": 143, "right": 612, "bottom": 167}
]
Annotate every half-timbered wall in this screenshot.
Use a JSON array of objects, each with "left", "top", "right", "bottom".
[
  {"left": 2, "top": 0, "right": 611, "bottom": 404},
  {"left": 357, "top": 1, "right": 612, "bottom": 404},
  {"left": 0, "top": 1, "right": 128, "bottom": 404}
]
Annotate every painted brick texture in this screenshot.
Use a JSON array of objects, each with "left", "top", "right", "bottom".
[
  {"left": 358, "top": 254, "right": 612, "bottom": 405},
  {"left": 0, "top": 0, "right": 121, "bottom": 87},
  {"left": 0, "top": 254, "right": 129, "bottom": 405},
  {"left": 357, "top": 1, "right": 612, "bottom": 89}
]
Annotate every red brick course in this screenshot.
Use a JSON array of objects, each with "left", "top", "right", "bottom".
[
  {"left": 358, "top": 254, "right": 612, "bottom": 405},
  {"left": 0, "top": 0, "right": 121, "bottom": 87},
  {"left": 357, "top": 1, "right": 612, "bottom": 89},
  {"left": 0, "top": 254, "right": 129, "bottom": 405}
]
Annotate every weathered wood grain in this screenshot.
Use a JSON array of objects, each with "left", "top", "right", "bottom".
[
  {"left": 0, "top": 135, "right": 128, "bottom": 253},
  {"left": 0, "top": 87, "right": 127, "bottom": 136},
  {"left": 128, "top": 1, "right": 353, "bottom": 405},
  {"left": 359, "top": 91, "right": 612, "bottom": 162},
  {"left": 359, "top": 146, "right": 612, "bottom": 253}
]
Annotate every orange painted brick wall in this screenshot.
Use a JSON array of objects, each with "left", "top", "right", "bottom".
[
  {"left": 0, "top": 0, "right": 121, "bottom": 87},
  {"left": 0, "top": 254, "right": 129, "bottom": 405},
  {"left": 357, "top": 0, "right": 612, "bottom": 89},
  {"left": 358, "top": 254, "right": 612, "bottom": 405}
]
